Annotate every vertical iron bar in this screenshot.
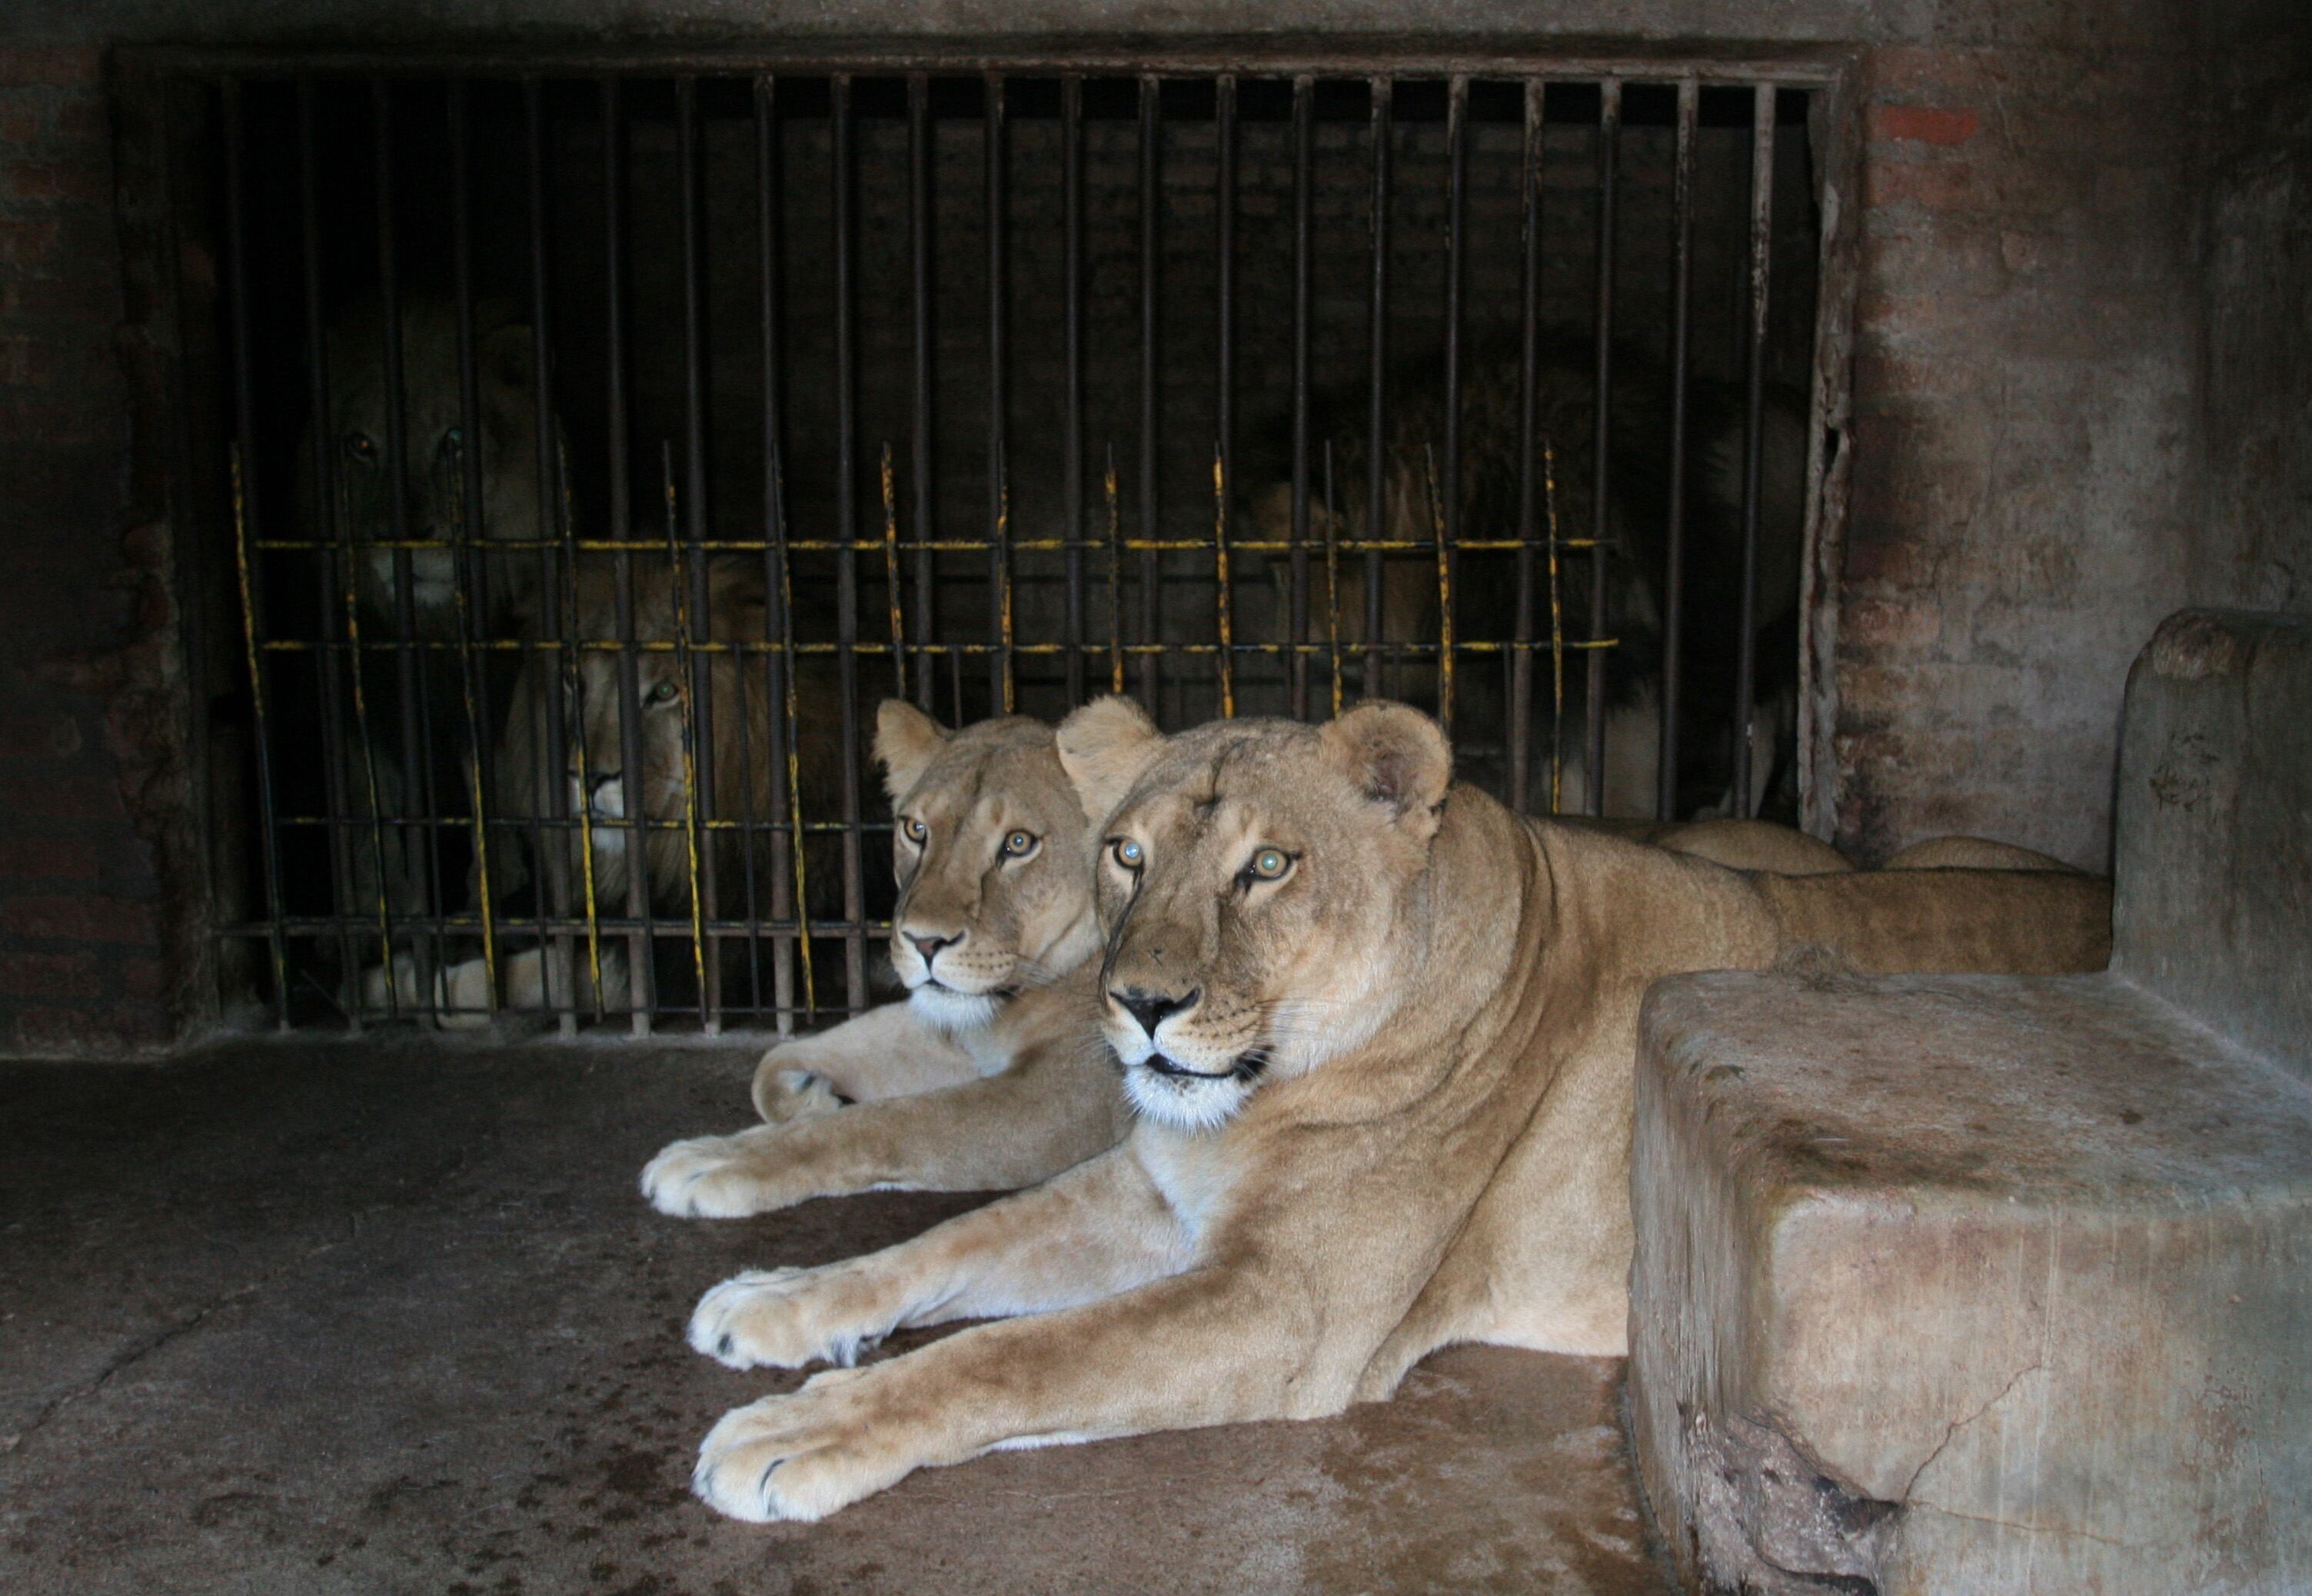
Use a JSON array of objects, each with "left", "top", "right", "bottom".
[
  {"left": 374, "top": 77, "right": 447, "bottom": 1016},
  {"left": 522, "top": 78, "right": 576, "bottom": 1031},
  {"left": 985, "top": 72, "right": 1011, "bottom": 713},
  {"left": 219, "top": 80, "right": 288, "bottom": 1030},
  {"left": 1659, "top": 78, "right": 1698, "bottom": 822},
  {"left": 757, "top": 74, "right": 797, "bottom": 1032},
  {"left": 1322, "top": 440, "right": 1343, "bottom": 718},
  {"left": 1062, "top": 74, "right": 1086, "bottom": 707},
  {"left": 601, "top": 75, "right": 652, "bottom": 1032},
  {"left": 907, "top": 73, "right": 937, "bottom": 713},
  {"left": 1288, "top": 74, "right": 1312, "bottom": 720},
  {"left": 1213, "top": 74, "right": 1236, "bottom": 720},
  {"left": 1364, "top": 75, "right": 1392, "bottom": 700},
  {"left": 676, "top": 75, "right": 723, "bottom": 1032},
  {"left": 1735, "top": 85, "right": 1776, "bottom": 816},
  {"left": 883, "top": 446, "right": 907, "bottom": 700},
  {"left": 1136, "top": 74, "right": 1162, "bottom": 716},
  {"left": 292, "top": 78, "right": 366, "bottom": 1018},
  {"left": 1510, "top": 76, "right": 1544, "bottom": 814},
  {"left": 1585, "top": 78, "right": 1619, "bottom": 816},
  {"left": 447, "top": 78, "right": 500, "bottom": 1020},
  {"left": 833, "top": 72, "right": 867, "bottom": 1012},
  {"left": 1439, "top": 77, "right": 1473, "bottom": 725},
  {"left": 1105, "top": 447, "right": 1125, "bottom": 693},
  {"left": 664, "top": 442, "right": 710, "bottom": 1026},
  {"left": 1441, "top": 75, "right": 1467, "bottom": 643}
]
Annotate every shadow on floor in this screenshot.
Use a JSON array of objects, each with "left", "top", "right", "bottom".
[{"left": 0, "top": 1036, "right": 1669, "bottom": 1595}]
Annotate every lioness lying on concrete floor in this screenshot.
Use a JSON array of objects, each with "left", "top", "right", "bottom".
[
  {"left": 638, "top": 700, "right": 1129, "bottom": 1218},
  {"left": 670, "top": 697, "right": 2110, "bottom": 1522}
]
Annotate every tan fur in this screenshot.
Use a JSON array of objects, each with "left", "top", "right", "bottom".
[
  {"left": 638, "top": 707, "right": 1129, "bottom": 1220},
  {"left": 673, "top": 700, "right": 2111, "bottom": 1522},
  {"left": 1884, "top": 835, "right": 2077, "bottom": 872}
]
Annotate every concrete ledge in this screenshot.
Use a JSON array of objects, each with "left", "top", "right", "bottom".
[{"left": 1628, "top": 969, "right": 2312, "bottom": 1595}]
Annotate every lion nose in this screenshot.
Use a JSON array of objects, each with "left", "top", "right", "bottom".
[
  {"left": 587, "top": 772, "right": 624, "bottom": 817},
  {"left": 903, "top": 929, "right": 960, "bottom": 963},
  {"left": 1113, "top": 986, "right": 1199, "bottom": 1040}
]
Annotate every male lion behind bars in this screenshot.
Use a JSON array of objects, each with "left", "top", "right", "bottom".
[{"left": 674, "top": 697, "right": 2108, "bottom": 1521}]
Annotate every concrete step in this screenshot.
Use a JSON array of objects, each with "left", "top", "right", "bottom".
[{"left": 1628, "top": 968, "right": 2312, "bottom": 1595}]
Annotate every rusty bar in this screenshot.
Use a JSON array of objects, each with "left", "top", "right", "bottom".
[
  {"left": 1509, "top": 75, "right": 1543, "bottom": 814},
  {"left": 1544, "top": 437, "right": 1566, "bottom": 813},
  {"left": 883, "top": 444, "right": 907, "bottom": 700},
  {"left": 1658, "top": 77, "right": 1698, "bottom": 821},
  {"left": 663, "top": 442, "right": 710, "bottom": 1024},
  {"left": 1322, "top": 439, "right": 1343, "bottom": 718},
  {"left": 676, "top": 74, "right": 723, "bottom": 1031},
  {"left": 1441, "top": 75, "right": 1467, "bottom": 634},
  {"left": 1136, "top": 74, "right": 1162, "bottom": 715},
  {"left": 1584, "top": 77, "right": 1618, "bottom": 816},
  {"left": 1105, "top": 447, "right": 1125, "bottom": 693},
  {"left": 908, "top": 72, "right": 938, "bottom": 713},
  {"left": 1734, "top": 84, "right": 1776, "bottom": 816},
  {"left": 602, "top": 75, "right": 653, "bottom": 1032},
  {"left": 292, "top": 77, "right": 367, "bottom": 1016},
  {"left": 219, "top": 85, "right": 288, "bottom": 1027},
  {"left": 1364, "top": 75, "right": 1392, "bottom": 700},
  {"left": 1215, "top": 74, "right": 1236, "bottom": 720},
  {"left": 447, "top": 78, "right": 500, "bottom": 1019},
  {"left": 1288, "top": 74, "right": 1312, "bottom": 720},
  {"left": 1427, "top": 444, "right": 1454, "bottom": 736},
  {"left": 985, "top": 71, "right": 1010, "bottom": 713},
  {"left": 1062, "top": 73, "right": 1086, "bottom": 707},
  {"left": 374, "top": 76, "right": 449, "bottom": 1014},
  {"left": 522, "top": 78, "right": 577, "bottom": 1030},
  {"left": 833, "top": 71, "right": 868, "bottom": 1011},
  {"left": 757, "top": 73, "right": 797, "bottom": 1033}
]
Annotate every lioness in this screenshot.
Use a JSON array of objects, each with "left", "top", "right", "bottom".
[
  {"left": 381, "top": 555, "right": 847, "bottom": 1020},
  {"left": 637, "top": 700, "right": 1127, "bottom": 1215},
  {"left": 675, "top": 697, "right": 2108, "bottom": 1522}
]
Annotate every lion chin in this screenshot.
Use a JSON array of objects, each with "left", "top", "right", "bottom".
[
  {"left": 907, "top": 983, "right": 1006, "bottom": 1034},
  {"left": 1113, "top": 1042, "right": 1261, "bottom": 1133}
]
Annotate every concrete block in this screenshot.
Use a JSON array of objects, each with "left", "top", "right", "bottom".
[
  {"left": 2114, "top": 610, "right": 2312, "bottom": 1076},
  {"left": 1629, "top": 970, "right": 2312, "bottom": 1595}
]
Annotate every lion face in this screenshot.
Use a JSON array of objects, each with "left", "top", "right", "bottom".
[
  {"left": 1056, "top": 698, "right": 1454, "bottom": 1132},
  {"left": 318, "top": 299, "right": 546, "bottom": 633},
  {"left": 877, "top": 703, "right": 1102, "bottom": 1032},
  {"left": 557, "top": 558, "right": 771, "bottom": 913}
]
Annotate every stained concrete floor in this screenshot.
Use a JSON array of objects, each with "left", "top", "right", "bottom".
[{"left": 0, "top": 1036, "right": 1671, "bottom": 1596}]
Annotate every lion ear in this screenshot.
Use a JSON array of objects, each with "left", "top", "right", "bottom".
[
  {"left": 1322, "top": 701, "right": 1452, "bottom": 841},
  {"left": 1056, "top": 695, "right": 1165, "bottom": 826},
  {"left": 875, "top": 700, "right": 949, "bottom": 806}
]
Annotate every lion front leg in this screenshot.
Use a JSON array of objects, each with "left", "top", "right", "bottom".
[
  {"left": 644, "top": 1046, "right": 1125, "bottom": 1220},
  {"left": 690, "top": 1249, "right": 1312, "bottom": 1522},
  {"left": 749, "top": 1000, "right": 980, "bottom": 1123}
]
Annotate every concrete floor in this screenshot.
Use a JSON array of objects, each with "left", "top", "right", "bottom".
[{"left": 0, "top": 1036, "right": 1671, "bottom": 1596}]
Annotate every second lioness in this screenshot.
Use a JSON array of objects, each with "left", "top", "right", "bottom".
[{"left": 640, "top": 701, "right": 1126, "bottom": 1219}]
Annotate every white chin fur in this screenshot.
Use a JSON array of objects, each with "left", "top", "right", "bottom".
[
  {"left": 908, "top": 984, "right": 1003, "bottom": 1032},
  {"left": 1123, "top": 1063, "right": 1255, "bottom": 1132}
]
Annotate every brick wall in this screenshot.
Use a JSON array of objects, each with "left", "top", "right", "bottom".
[{"left": 0, "top": 44, "right": 196, "bottom": 1053}]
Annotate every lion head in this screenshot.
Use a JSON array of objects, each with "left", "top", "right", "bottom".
[
  {"left": 875, "top": 701, "right": 1103, "bottom": 1032},
  {"left": 1056, "top": 697, "right": 1453, "bottom": 1131},
  {"left": 312, "top": 298, "right": 550, "bottom": 634},
  {"left": 495, "top": 555, "right": 840, "bottom": 920}
]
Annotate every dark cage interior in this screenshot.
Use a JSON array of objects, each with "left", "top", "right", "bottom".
[{"left": 179, "top": 64, "right": 1828, "bottom": 1036}]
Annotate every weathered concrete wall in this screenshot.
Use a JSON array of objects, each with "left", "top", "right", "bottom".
[{"left": 2, "top": 0, "right": 2307, "bottom": 1051}]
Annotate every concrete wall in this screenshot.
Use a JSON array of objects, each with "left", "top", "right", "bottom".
[{"left": 2, "top": 0, "right": 2307, "bottom": 1053}]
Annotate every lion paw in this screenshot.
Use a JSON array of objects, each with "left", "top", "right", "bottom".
[
  {"left": 639, "top": 1130, "right": 793, "bottom": 1219},
  {"left": 687, "top": 1266, "right": 888, "bottom": 1372},
  {"left": 753, "top": 1065, "right": 846, "bottom": 1126},
  {"left": 690, "top": 1375, "right": 913, "bottom": 1522}
]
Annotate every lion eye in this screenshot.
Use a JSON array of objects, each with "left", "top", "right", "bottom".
[
  {"left": 1110, "top": 837, "right": 1144, "bottom": 870},
  {"left": 344, "top": 431, "right": 378, "bottom": 464},
  {"left": 647, "top": 680, "right": 679, "bottom": 705},
  {"left": 902, "top": 817, "right": 927, "bottom": 845},
  {"left": 1001, "top": 830, "right": 1038, "bottom": 860},
  {"left": 1246, "top": 846, "right": 1292, "bottom": 883}
]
